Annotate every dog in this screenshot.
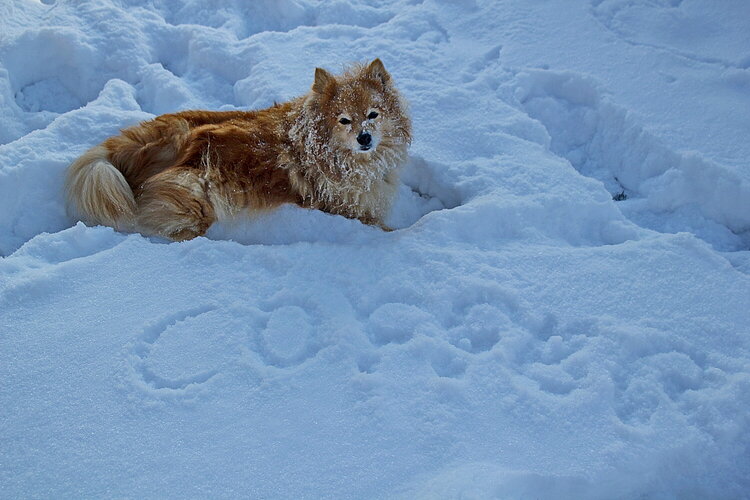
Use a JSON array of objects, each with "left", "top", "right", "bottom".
[{"left": 65, "top": 59, "right": 412, "bottom": 241}]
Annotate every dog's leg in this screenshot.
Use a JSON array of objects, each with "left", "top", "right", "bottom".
[
  {"left": 357, "top": 214, "right": 393, "bottom": 231},
  {"left": 135, "top": 168, "right": 215, "bottom": 241}
]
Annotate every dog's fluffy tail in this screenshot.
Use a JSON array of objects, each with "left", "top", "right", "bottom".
[{"left": 65, "top": 145, "right": 136, "bottom": 230}]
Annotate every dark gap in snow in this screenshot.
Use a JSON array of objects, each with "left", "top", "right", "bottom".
[{"left": 515, "top": 69, "right": 750, "bottom": 254}]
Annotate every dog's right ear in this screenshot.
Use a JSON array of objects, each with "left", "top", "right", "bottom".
[
  {"left": 312, "top": 67, "right": 336, "bottom": 94},
  {"left": 365, "top": 58, "right": 391, "bottom": 85}
]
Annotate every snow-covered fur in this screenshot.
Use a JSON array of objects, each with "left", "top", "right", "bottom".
[{"left": 65, "top": 59, "right": 411, "bottom": 240}]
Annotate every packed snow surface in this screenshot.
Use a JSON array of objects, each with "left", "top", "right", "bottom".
[{"left": 2, "top": 0, "right": 749, "bottom": 498}]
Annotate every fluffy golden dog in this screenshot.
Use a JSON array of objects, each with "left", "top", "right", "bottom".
[{"left": 66, "top": 59, "right": 411, "bottom": 240}]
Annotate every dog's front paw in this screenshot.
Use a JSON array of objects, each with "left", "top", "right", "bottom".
[{"left": 358, "top": 215, "right": 392, "bottom": 231}]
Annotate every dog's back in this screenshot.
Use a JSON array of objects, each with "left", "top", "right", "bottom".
[{"left": 66, "top": 108, "right": 298, "bottom": 240}]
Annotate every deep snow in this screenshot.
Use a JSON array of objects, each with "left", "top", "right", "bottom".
[{"left": 1, "top": 0, "right": 749, "bottom": 498}]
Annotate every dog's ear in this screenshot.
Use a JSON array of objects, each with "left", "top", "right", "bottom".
[
  {"left": 365, "top": 58, "right": 391, "bottom": 85},
  {"left": 312, "top": 67, "right": 336, "bottom": 94}
]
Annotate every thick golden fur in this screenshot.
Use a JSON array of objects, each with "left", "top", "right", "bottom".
[{"left": 66, "top": 59, "right": 412, "bottom": 240}]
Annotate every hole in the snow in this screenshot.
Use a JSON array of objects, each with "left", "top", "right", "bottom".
[
  {"left": 3, "top": 30, "right": 101, "bottom": 115},
  {"left": 515, "top": 70, "right": 750, "bottom": 253},
  {"left": 15, "top": 77, "right": 83, "bottom": 113},
  {"left": 386, "top": 155, "right": 462, "bottom": 230}
]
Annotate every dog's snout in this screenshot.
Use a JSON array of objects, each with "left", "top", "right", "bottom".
[{"left": 357, "top": 131, "right": 372, "bottom": 146}]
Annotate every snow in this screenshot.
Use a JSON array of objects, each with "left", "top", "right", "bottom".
[{"left": 1, "top": 0, "right": 749, "bottom": 498}]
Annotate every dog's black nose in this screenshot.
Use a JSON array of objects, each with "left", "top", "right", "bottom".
[{"left": 357, "top": 132, "right": 372, "bottom": 146}]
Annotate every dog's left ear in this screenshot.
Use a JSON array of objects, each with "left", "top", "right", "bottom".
[
  {"left": 313, "top": 67, "right": 336, "bottom": 94},
  {"left": 365, "top": 58, "right": 391, "bottom": 85}
]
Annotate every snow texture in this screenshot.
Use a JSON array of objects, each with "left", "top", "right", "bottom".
[{"left": 1, "top": 0, "right": 749, "bottom": 498}]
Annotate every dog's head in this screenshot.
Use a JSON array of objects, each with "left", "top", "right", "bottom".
[{"left": 309, "top": 59, "right": 411, "bottom": 157}]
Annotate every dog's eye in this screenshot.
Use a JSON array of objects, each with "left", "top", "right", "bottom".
[
  {"left": 339, "top": 117, "right": 351, "bottom": 125},
  {"left": 367, "top": 111, "right": 379, "bottom": 119}
]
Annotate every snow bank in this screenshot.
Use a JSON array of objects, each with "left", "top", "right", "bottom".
[{"left": 513, "top": 69, "right": 750, "bottom": 251}]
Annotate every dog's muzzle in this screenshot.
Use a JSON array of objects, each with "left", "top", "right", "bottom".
[{"left": 357, "top": 131, "right": 372, "bottom": 151}]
